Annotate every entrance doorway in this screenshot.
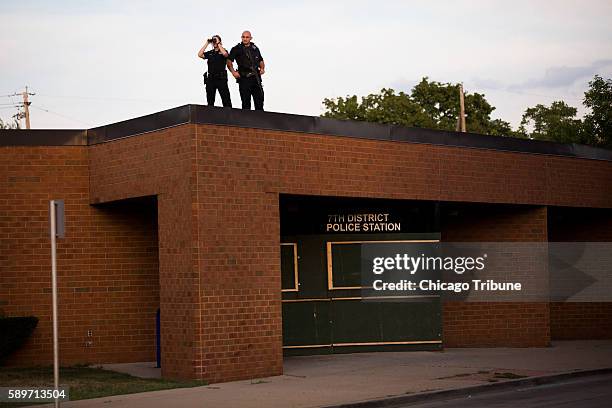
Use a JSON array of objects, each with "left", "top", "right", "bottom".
[{"left": 279, "top": 195, "right": 442, "bottom": 355}]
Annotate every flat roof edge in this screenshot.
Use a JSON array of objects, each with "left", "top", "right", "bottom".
[
  {"left": 0, "top": 129, "right": 87, "bottom": 146},
  {"left": 1, "top": 104, "right": 611, "bottom": 162}
]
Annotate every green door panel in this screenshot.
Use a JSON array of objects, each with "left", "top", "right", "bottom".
[
  {"left": 281, "top": 233, "right": 443, "bottom": 354},
  {"left": 282, "top": 301, "right": 331, "bottom": 346},
  {"left": 378, "top": 300, "right": 442, "bottom": 342}
]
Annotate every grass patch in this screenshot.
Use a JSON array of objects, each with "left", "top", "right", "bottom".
[{"left": 0, "top": 365, "right": 206, "bottom": 407}]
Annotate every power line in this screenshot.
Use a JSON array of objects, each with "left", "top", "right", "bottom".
[
  {"left": 483, "top": 88, "right": 585, "bottom": 102},
  {"left": 30, "top": 104, "right": 93, "bottom": 127},
  {"left": 1, "top": 87, "right": 35, "bottom": 129},
  {"left": 36, "top": 93, "right": 187, "bottom": 104},
  {"left": 4, "top": 86, "right": 93, "bottom": 127}
]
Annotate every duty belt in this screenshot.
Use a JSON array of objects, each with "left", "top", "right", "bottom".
[{"left": 209, "top": 72, "right": 228, "bottom": 79}]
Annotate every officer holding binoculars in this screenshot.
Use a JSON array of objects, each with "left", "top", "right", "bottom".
[{"left": 197, "top": 35, "right": 232, "bottom": 107}]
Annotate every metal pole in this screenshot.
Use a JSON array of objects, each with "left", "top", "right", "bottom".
[
  {"left": 23, "top": 86, "right": 31, "bottom": 130},
  {"left": 459, "top": 83, "right": 466, "bottom": 133},
  {"left": 49, "top": 200, "right": 60, "bottom": 408}
]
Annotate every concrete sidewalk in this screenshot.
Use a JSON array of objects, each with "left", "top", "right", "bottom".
[{"left": 39, "top": 340, "right": 612, "bottom": 408}]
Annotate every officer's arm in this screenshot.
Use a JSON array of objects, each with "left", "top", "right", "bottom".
[
  {"left": 218, "top": 43, "right": 229, "bottom": 58},
  {"left": 227, "top": 59, "right": 240, "bottom": 78},
  {"left": 257, "top": 49, "right": 265, "bottom": 75},
  {"left": 197, "top": 40, "right": 210, "bottom": 59},
  {"left": 226, "top": 48, "right": 240, "bottom": 78},
  {"left": 226, "top": 59, "right": 236, "bottom": 73}
]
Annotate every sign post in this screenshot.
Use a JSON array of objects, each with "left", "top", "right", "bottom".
[{"left": 49, "top": 200, "right": 64, "bottom": 408}]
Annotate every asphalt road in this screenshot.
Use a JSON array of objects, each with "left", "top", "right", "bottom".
[{"left": 401, "top": 373, "right": 612, "bottom": 408}]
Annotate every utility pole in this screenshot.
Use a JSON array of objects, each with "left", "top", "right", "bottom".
[
  {"left": 9, "top": 87, "right": 35, "bottom": 129},
  {"left": 22, "top": 86, "right": 32, "bottom": 129},
  {"left": 458, "top": 83, "right": 466, "bottom": 133}
]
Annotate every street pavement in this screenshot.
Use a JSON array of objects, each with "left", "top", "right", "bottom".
[
  {"left": 398, "top": 372, "right": 612, "bottom": 408},
  {"left": 32, "top": 340, "right": 612, "bottom": 408}
]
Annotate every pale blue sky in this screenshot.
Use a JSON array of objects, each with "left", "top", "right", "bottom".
[{"left": 1, "top": 0, "right": 611, "bottom": 129}]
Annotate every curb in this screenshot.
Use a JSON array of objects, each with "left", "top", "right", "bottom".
[{"left": 322, "top": 367, "right": 612, "bottom": 408}]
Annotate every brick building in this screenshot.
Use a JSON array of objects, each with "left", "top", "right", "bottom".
[{"left": 1, "top": 105, "right": 611, "bottom": 383}]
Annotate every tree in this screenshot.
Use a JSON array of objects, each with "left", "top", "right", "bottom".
[
  {"left": 322, "top": 88, "right": 435, "bottom": 128},
  {"left": 322, "top": 78, "right": 513, "bottom": 136},
  {"left": 518, "top": 101, "right": 584, "bottom": 144},
  {"left": 518, "top": 75, "right": 612, "bottom": 148},
  {"left": 582, "top": 75, "right": 612, "bottom": 149},
  {"left": 0, "top": 118, "right": 20, "bottom": 129}
]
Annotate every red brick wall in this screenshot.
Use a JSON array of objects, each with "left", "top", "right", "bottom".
[
  {"left": 244, "top": 127, "right": 611, "bottom": 208},
  {"left": 5, "top": 122, "right": 612, "bottom": 383},
  {"left": 193, "top": 125, "right": 283, "bottom": 383},
  {"left": 547, "top": 157, "right": 612, "bottom": 207},
  {"left": 83, "top": 198, "right": 159, "bottom": 362},
  {"left": 186, "top": 124, "right": 609, "bottom": 377},
  {"left": 550, "top": 303, "right": 612, "bottom": 339},
  {"left": 549, "top": 208, "right": 612, "bottom": 339},
  {"left": 88, "top": 125, "right": 199, "bottom": 380},
  {"left": 0, "top": 147, "right": 159, "bottom": 366},
  {"left": 441, "top": 204, "right": 550, "bottom": 347}
]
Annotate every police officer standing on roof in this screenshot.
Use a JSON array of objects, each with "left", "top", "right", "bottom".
[
  {"left": 227, "top": 30, "right": 265, "bottom": 110},
  {"left": 197, "top": 35, "right": 232, "bottom": 107}
]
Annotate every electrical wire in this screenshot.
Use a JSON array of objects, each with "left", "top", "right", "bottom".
[
  {"left": 30, "top": 105, "right": 93, "bottom": 127},
  {"left": 36, "top": 93, "right": 187, "bottom": 104},
  {"left": 479, "top": 88, "right": 584, "bottom": 102},
  {"left": 8, "top": 81, "right": 595, "bottom": 130}
]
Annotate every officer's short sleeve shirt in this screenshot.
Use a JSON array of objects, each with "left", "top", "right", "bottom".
[
  {"left": 228, "top": 43, "right": 264, "bottom": 74},
  {"left": 228, "top": 45, "right": 239, "bottom": 62},
  {"left": 204, "top": 50, "right": 228, "bottom": 74}
]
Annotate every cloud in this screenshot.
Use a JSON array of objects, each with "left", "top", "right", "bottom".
[
  {"left": 510, "top": 59, "right": 612, "bottom": 90},
  {"left": 469, "top": 77, "right": 505, "bottom": 91}
]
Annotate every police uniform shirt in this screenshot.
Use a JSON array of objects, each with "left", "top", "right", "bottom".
[
  {"left": 204, "top": 50, "right": 228, "bottom": 77},
  {"left": 228, "top": 43, "right": 264, "bottom": 76}
]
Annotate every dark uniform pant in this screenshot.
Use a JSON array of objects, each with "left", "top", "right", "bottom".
[
  {"left": 206, "top": 78, "right": 232, "bottom": 107},
  {"left": 238, "top": 76, "right": 264, "bottom": 110}
]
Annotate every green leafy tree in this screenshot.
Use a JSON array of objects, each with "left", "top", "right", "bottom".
[
  {"left": 410, "top": 78, "right": 458, "bottom": 129},
  {"left": 518, "top": 101, "right": 584, "bottom": 144},
  {"left": 322, "top": 88, "right": 434, "bottom": 128},
  {"left": 519, "top": 75, "right": 612, "bottom": 148},
  {"left": 582, "top": 75, "right": 612, "bottom": 149},
  {"left": 322, "top": 77, "right": 513, "bottom": 136},
  {"left": 487, "top": 118, "right": 514, "bottom": 137}
]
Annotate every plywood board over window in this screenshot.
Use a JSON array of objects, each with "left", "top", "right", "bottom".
[{"left": 281, "top": 243, "right": 299, "bottom": 292}]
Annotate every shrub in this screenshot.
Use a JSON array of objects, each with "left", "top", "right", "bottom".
[{"left": 0, "top": 316, "right": 39, "bottom": 364}]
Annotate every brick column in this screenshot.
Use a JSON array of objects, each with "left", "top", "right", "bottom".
[{"left": 194, "top": 125, "right": 283, "bottom": 383}]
